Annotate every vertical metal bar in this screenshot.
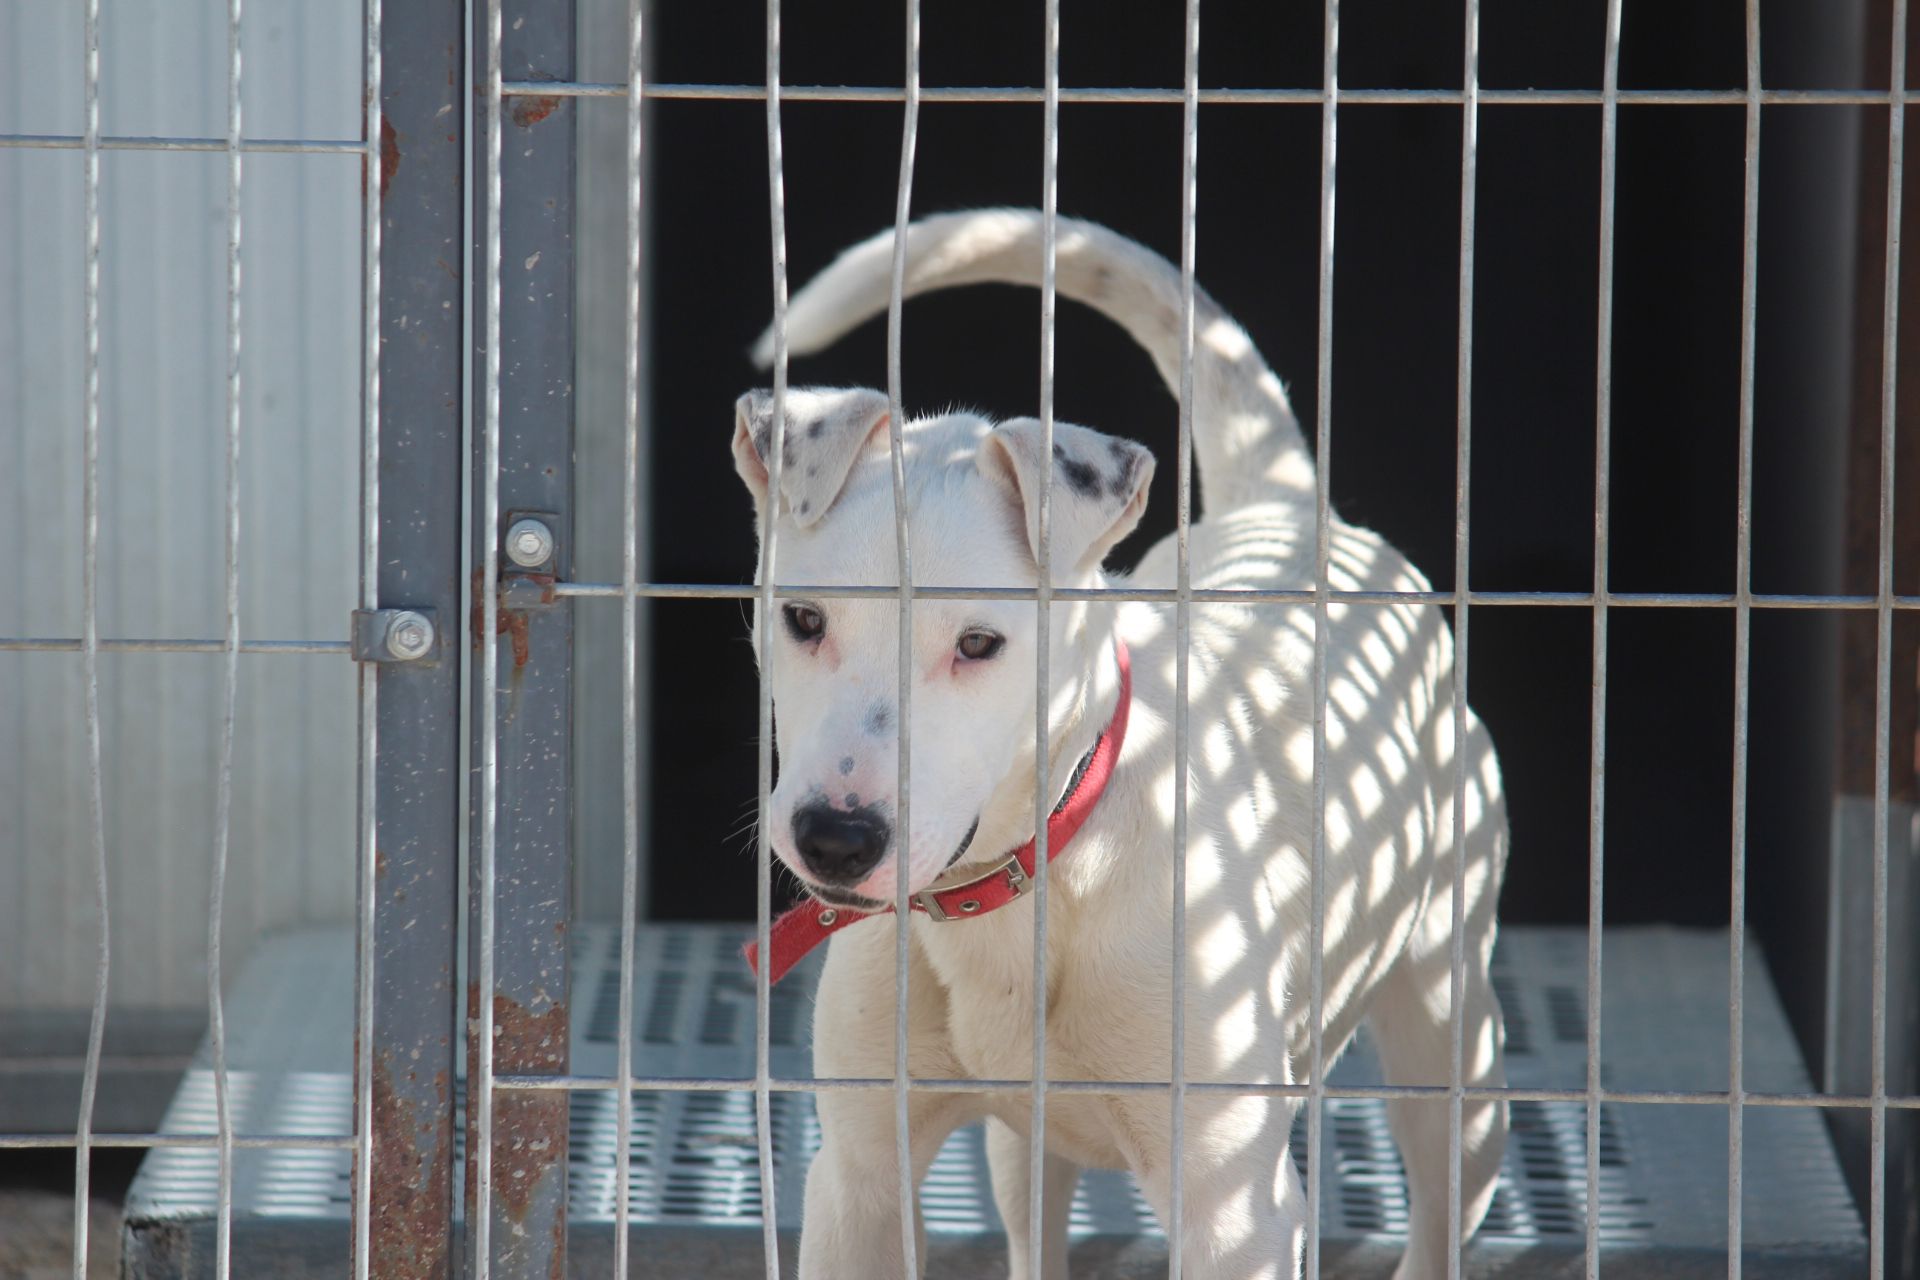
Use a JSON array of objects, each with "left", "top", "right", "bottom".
[
  {"left": 1587, "top": 3, "right": 1624, "bottom": 1275},
  {"left": 755, "top": 0, "right": 789, "bottom": 1271},
  {"left": 468, "top": 0, "right": 576, "bottom": 1271},
  {"left": 1446, "top": 4, "right": 1479, "bottom": 1278},
  {"left": 71, "top": 1, "right": 108, "bottom": 1275},
  {"left": 358, "top": 2, "right": 465, "bottom": 1275},
  {"left": 1307, "top": 2, "right": 1338, "bottom": 1276},
  {"left": 1169, "top": 0, "right": 1199, "bottom": 1274},
  {"left": 616, "top": 2, "right": 645, "bottom": 1275},
  {"left": 1870, "top": 5, "right": 1907, "bottom": 1275},
  {"left": 1728, "top": 3, "right": 1761, "bottom": 1275},
  {"left": 472, "top": 0, "right": 504, "bottom": 1270},
  {"left": 207, "top": 1, "right": 246, "bottom": 1273},
  {"left": 1029, "top": 2, "right": 1060, "bottom": 1276},
  {"left": 352, "top": 0, "right": 381, "bottom": 1270},
  {"left": 885, "top": 0, "right": 922, "bottom": 1274}
]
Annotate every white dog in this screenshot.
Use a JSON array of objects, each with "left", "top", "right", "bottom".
[{"left": 731, "top": 210, "right": 1509, "bottom": 1280}]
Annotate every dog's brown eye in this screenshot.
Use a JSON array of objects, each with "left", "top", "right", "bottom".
[
  {"left": 783, "top": 604, "right": 825, "bottom": 643},
  {"left": 956, "top": 630, "right": 1003, "bottom": 661}
]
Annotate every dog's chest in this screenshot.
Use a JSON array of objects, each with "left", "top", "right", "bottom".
[
  {"left": 963, "top": 1034, "right": 1133, "bottom": 1168},
  {"left": 943, "top": 976, "right": 1136, "bottom": 1168}
]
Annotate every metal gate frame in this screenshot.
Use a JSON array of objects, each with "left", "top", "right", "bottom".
[
  {"left": 356, "top": 2, "right": 465, "bottom": 1278},
  {"left": 364, "top": 1, "right": 584, "bottom": 1275}
]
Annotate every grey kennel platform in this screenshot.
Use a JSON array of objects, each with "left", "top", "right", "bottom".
[{"left": 124, "top": 924, "right": 1864, "bottom": 1277}]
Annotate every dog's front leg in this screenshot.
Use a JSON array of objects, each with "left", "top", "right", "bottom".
[
  {"left": 1109, "top": 1092, "right": 1307, "bottom": 1280},
  {"left": 798, "top": 1090, "right": 968, "bottom": 1279},
  {"left": 800, "top": 930, "right": 975, "bottom": 1278},
  {"left": 986, "top": 1116, "right": 1079, "bottom": 1280}
]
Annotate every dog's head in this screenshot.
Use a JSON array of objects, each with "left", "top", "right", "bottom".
[{"left": 731, "top": 385, "right": 1153, "bottom": 907}]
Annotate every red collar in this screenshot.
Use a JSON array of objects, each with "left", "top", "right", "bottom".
[{"left": 745, "top": 640, "right": 1132, "bottom": 985}]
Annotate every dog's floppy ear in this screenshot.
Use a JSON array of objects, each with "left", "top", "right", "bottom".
[
  {"left": 978, "top": 418, "right": 1154, "bottom": 575},
  {"left": 732, "top": 386, "right": 892, "bottom": 527}
]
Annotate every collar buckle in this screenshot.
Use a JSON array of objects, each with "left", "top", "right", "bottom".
[{"left": 915, "top": 852, "right": 1033, "bottom": 922}]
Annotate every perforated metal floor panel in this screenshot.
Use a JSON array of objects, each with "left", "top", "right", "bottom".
[{"left": 123, "top": 925, "right": 1865, "bottom": 1277}]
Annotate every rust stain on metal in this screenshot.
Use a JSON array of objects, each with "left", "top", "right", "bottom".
[
  {"left": 469, "top": 569, "right": 553, "bottom": 670},
  {"left": 379, "top": 117, "right": 401, "bottom": 197},
  {"left": 493, "top": 990, "right": 567, "bottom": 1073},
  {"left": 490, "top": 1087, "right": 567, "bottom": 1224},
  {"left": 510, "top": 94, "right": 561, "bottom": 128},
  {"left": 463, "top": 986, "right": 570, "bottom": 1257},
  {"left": 468, "top": 582, "right": 529, "bottom": 670},
  {"left": 365, "top": 1050, "right": 454, "bottom": 1279},
  {"left": 464, "top": 981, "right": 480, "bottom": 1215},
  {"left": 502, "top": 611, "right": 531, "bottom": 669}
]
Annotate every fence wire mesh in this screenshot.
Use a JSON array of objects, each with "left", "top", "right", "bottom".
[{"left": 4, "top": 2, "right": 1913, "bottom": 1279}]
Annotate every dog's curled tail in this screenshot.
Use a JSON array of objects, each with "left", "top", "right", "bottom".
[{"left": 751, "top": 209, "right": 1315, "bottom": 505}]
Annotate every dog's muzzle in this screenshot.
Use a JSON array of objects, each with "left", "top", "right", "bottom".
[{"left": 792, "top": 802, "right": 890, "bottom": 885}]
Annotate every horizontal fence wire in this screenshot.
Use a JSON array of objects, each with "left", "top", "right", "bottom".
[
  {"left": 500, "top": 82, "right": 1907, "bottom": 106},
  {"left": 551, "top": 583, "right": 1920, "bottom": 607},
  {"left": 2, "top": 1133, "right": 358, "bottom": 1150},
  {"left": 0, "top": 133, "right": 366, "bottom": 152},
  {"left": 478, "top": 1075, "right": 1920, "bottom": 1107},
  {"left": 2, "top": 84, "right": 1907, "bottom": 155},
  {"left": 0, "top": 638, "right": 351, "bottom": 653},
  {"left": 4, "top": 586, "right": 1913, "bottom": 654}
]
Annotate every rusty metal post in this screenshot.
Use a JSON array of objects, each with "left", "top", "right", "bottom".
[
  {"left": 468, "top": 0, "right": 577, "bottom": 1275},
  {"left": 353, "top": 2, "right": 467, "bottom": 1278}
]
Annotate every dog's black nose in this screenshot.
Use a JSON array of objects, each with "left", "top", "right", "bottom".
[{"left": 792, "top": 804, "right": 890, "bottom": 885}]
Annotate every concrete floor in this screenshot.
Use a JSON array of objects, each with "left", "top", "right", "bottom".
[{"left": 0, "top": 1190, "right": 121, "bottom": 1280}]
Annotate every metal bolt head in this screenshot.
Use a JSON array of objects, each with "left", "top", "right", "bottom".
[
  {"left": 505, "top": 518, "right": 555, "bottom": 568},
  {"left": 385, "top": 610, "right": 435, "bottom": 661}
]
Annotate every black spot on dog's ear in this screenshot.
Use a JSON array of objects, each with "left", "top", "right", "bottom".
[
  {"left": 1104, "top": 438, "right": 1144, "bottom": 497},
  {"left": 799, "top": 500, "right": 811, "bottom": 515},
  {"left": 1052, "top": 442, "right": 1101, "bottom": 497},
  {"left": 750, "top": 420, "right": 796, "bottom": 469},
  {"left": 808, "top": 420, "right": 825, "bottom": 439},
  {"left": 865, "top": 703, "right": 893, "bottom": 735}
]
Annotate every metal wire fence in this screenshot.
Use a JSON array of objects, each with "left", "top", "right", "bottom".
[{"left": 0, "top": 1, "right": 1913, "bottom": 1278}]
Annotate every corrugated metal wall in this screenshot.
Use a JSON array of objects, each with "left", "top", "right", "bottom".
[{"left": 1, "top": 1, "right": 363, "bottom": 1012}]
